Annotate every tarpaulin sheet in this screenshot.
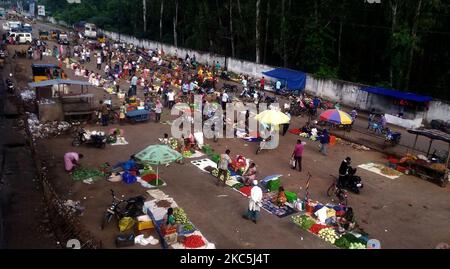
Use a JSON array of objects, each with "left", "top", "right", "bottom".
[
  {"left": 361, "top": 87, "right": 432, "bottom": 103},
  {"left": 263, "top": 68, "right": 306, "bottom": 91}
]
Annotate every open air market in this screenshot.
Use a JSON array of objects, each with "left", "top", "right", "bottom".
[{"left": 0, "top": 1, "right": 450, "bottom": 253}]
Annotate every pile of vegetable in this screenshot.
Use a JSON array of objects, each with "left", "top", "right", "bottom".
[
  {"left": 173, "top": 207, "right": 190, "bottom": 225},
  {"left": 292, "top": 215, "right": 316, "bottom": 230},
  {"left": 380, "top": 167, "right": 402, "bottom": 176},
  {"left": 334, "top": 233, "right": 367, "bottom": 249},
  {"left": 318, "top": 228, "right": 340, "bottom": 244},
  {"left": 232, "top": 183, "right": 245, "bottom": 190},
  {"left": 211, "top": 169, "right": 231, "bottom": 181},
  {"left": 182, "top": 150, "right": 193, "bottom": 158},
  {"left": 349, "top": 242, "right": 366, "bottom": 249},
  {"left": 183, "top": 235, "right": 205, "bottom": 249},
  {"left": 183, "top": 223, "right": 195, "bottom": 232},
  {"left": 169, "top": 138, "right": 179, "bottom": 150},
  {"left": 72, "top": 168, "right": 105, "bottom": 181},
  {"left": 309, "top": 224, "right": 330, "bottom": 234}
]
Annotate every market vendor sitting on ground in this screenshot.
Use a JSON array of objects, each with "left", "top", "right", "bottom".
[
  {"left": 242, "top": 163, "right": 257, "bottom": 186},
  {"left": 273, "top": 186, "right": 287, "bottom": 207},
  {"left": 337, "top": 207, "right": 356, "bottom": 232},
  {"left": 162, "top": 207, "right": 177, "bottom": 230},
  {"left": 64, "top": 152, "right": 84, "bottom": 173}
]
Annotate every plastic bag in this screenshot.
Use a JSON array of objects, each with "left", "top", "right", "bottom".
[
  {"left": 119, "top": 217, "right": 136, "bottom": 232},
  {"left": 290, "top": 158, "right": 296, "bottom": 168},
  {"left": 122, "top": 171, "right": 137, "bottom": 184}
]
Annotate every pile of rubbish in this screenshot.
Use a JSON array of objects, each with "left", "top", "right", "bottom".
[
  {"left": 26, "top": 113, "right": 73, "bottom": 139},
  {"left": 20, "top": 89, "right": 36, "bottom": 102},
  {"left": 350, "top": 143, "right": 371, "bottom": 151}
]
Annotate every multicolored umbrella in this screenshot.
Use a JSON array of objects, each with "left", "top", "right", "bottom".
[{"left": 320, "top": 109, "right": 353, "bottom": 125}]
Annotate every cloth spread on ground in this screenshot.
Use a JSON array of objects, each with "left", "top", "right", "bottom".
[
  {"left": 261, "top": 175, "right": 283, "bottom": 185},
  {"left": 242, "top": 137, "right": 263, "bottom": 143},
  {"left": 239, "top": 186, "right": 253, "bottom": 197},
  {"left": 191, "top": 159, "right": 218, "bottom": 172},
  {"left": 289, "top": 129, "right": 302, "bottom": 135},
  {"left": 358, "top": 163, "right": 403, "bottom": 180},
  {"left": 261, "top": 194, "right": 298, "bottom": 218},
  {"left": 184, "top": 150, "right": 205, "bottom": 159},
  {"left": 111, "top": 137, "right": 129, "bottom": 146}
]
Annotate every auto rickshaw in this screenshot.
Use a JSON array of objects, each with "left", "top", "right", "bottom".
[
  {"left": 97, "top": 33, "right": 106, "bottom": 43},
  {"left": 39, "top": 30, "right": 49, "bottom": 40},
  {"left": 32, "top": 64, "right": 61, "bottom": 82},
  {"left": 51, "top": 30, "right": 61, "bottom": 40}
]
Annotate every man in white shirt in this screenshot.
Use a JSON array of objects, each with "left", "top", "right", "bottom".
[
  {"left": 167, "top": 90, "right": 175, "bottom": 109},
  {"left": 243, "top": 180, "right": 263, "bottom": 224},
  {"left": 97, "top": 56, "right": 102, "bottom": 70},
  {"left": 130, "top": 75, "right": 138, "bottom": 96},
  {"left": 242, "top": 78, "right": 248, "bottom": 88},
  {"left": 86, "top": 49, "right": 91, "bottom": 62},
  {"left": 221, "top": 91, "right": 229, "bottom": 110},
  {"left": 276, "top": 80, "right": 282, "bottom": 94}
]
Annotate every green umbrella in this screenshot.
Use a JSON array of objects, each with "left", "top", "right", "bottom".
[{"left": 135, "top": 145, "right": 183, "bottom": 186}]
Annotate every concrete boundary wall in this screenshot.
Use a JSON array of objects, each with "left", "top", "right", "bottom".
[{"left": 44, "top": 17, "right": 450, "bottom": 123}]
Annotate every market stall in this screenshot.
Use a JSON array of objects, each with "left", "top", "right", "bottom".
[
  {"left": 401, "top": 129, "right": 450, "bottom": 187},
  {"left": 28, "top": 79, "right": 94, "bottom": 122}
]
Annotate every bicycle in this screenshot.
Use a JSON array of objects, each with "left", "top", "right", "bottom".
[
  {"left": 326, "top": 176, "right": 349, "bottom": 206},
  {"left": 100, "top": 189, "right": 145, "bottom": 230}
]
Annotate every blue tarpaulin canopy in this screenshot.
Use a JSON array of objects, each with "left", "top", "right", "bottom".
[
  {"left": 262, "top": 68, "right": 306, "bottom": 91},
  {"left": 361, "top": 86, "right": 432, "bottom": 103}
]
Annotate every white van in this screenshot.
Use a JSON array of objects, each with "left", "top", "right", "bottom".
[
  {"left": 9, "top": 32, "right": 33, "bottom": 44},
  {"left": 84, "top": 23, "right": 97, "bottom": 39}
]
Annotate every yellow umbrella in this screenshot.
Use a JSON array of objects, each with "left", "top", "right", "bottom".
[{"left": 255, "top": 110, "right": 290, "bottom": 125}]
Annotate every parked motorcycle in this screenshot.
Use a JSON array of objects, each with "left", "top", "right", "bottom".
[
  {"left": 101, "top": 189, "right": 145, "bottom": 230},
  {"left": 339, "top": 167, "right": 363, "bottom": 194},
  {"left": 72, "top": 128, "right": 107, "bottom": 149},
  {"left": 5, "top": 78, "right": 14, "bottom": 94},
  {"left": 385, "top": 128, "right": 402, "bottom": 146}
]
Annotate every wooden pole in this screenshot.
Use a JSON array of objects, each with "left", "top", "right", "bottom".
[
  {"left": 426, "top": 139, "right": 434, "bottom": 157},
  {"left": 446, "top": 143, "right": 450, "bottom": 169},
  {"left": 411, "top": 134, "right": 419, "bottom": 154}
]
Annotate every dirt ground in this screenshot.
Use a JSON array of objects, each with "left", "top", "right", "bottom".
[{"left": 2, "top": 19, "right": 450, "bottom": 249}]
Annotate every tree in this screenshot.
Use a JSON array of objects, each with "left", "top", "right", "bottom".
[
  {"left": 255, "top": 0, "right": 261, "bottom": 63},
  {"left": 173, "top": 0, "right": 178, "bottom": 47}
]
